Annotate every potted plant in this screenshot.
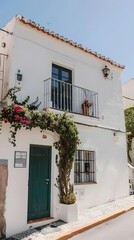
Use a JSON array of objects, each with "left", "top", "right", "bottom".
[{"left": 82, "top": 99, "right": 92, "bottom": 116}]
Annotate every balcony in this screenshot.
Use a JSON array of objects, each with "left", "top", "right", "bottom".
[{"left": 44, "top": 78, "right": 99, "bottom": 118}]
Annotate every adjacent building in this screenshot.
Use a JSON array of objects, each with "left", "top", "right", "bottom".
[{"left": 122, "top": 78, "right": 134, "bottom": 192}]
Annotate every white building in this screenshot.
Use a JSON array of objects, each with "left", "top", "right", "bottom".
[
  {"left": 122, "top": 79, "right": 134, "bottom": 189},
  {"left": 0, "top": 16, "right": 129, "bottom": 238}
]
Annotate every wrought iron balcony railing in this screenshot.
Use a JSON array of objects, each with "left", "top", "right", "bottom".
[{"left": 44, "top": 78, "right": 99, "bottom": 118}]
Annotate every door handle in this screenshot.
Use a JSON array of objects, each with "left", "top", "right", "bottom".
[
  {"left": 45, "top": 178, "right": 49, "bottom": 184},
  {"left": 45, "top": 178, "right": 49, "bottom": 181}
]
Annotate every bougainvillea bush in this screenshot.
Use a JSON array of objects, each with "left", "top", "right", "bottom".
[{"left": 0, "top": 88, "right": 80, "bottom": 204}]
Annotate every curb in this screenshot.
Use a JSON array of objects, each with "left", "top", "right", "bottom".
[{"left": 54, "top": 206, "right": 134, "bottom": 240}]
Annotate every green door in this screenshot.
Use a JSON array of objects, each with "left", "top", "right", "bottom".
[{"left": 28, "top": 145, "right": 51, "bottom": 221}]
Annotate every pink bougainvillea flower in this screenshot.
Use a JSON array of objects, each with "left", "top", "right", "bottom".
[
  {"left": 24, "top": 120, "right": 29, "bottom": 124},
  {"left": 14, "top": 105, "right": 23, "bottom": 113},
  {"left": 20, "top": 118, "right": 29, "bottom": 124},
  {"left": 14, "top": 115, "right": 20, "bottom": 121},
  {"left": 2, "top": 109, "right": 5, "bottom": 114},
  {"left": 4, "top": 119, "right": 8, "bottom": 123}
]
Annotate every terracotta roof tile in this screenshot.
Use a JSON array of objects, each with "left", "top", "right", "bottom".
[{"left": 16, "top": 15, "right": 125, "bottom": 69}]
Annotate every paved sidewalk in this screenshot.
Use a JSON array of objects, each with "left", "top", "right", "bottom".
[{"left": 11, "top": 195, "right": 134, "bottom": 240}]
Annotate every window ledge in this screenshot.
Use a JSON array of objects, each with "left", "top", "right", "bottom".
[{"left": 74, "top": 182, "right": 97, "bottom": 186}]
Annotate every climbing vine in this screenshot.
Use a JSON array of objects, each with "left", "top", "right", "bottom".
[
  {"left": 0, "top": 88, "right": 80, "bottom": 204},
  {"left": 124, "top": 106, "right": 134, "bottom": 163}
]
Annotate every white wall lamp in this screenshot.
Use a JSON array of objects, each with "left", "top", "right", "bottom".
[{"left": 102, "top": 65, "right": 110, "bottom": 78}]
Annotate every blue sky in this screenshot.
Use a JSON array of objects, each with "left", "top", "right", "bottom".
[{"left": 0, "top": 0, "right": 134, "bottom": 83}]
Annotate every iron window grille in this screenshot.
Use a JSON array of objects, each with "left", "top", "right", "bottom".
[{"left": 74, "top": 150, "right": 96, "bottom": 184}]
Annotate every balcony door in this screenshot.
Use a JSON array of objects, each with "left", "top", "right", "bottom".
[{"left": 52, "top": 64, "right": 72, "bottom": 111}]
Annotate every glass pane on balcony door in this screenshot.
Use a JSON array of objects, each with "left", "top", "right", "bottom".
[{"left": 52, "top": 64, "right": 72, "bottom": 111}]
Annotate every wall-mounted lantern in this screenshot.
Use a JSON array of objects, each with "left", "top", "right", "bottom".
[
  {"left": 102, "top": 65, "right": 110, "bottom": 78},
  {"left": 17, "top": 70, "right": 23, "bottom": 82},
  {"left": 1, "top": 42, "right": 6, "bottom": 48}
]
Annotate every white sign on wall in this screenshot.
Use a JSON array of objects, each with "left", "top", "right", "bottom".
[{"left": 14, "top": 151, "right": 27, "bottom": 168}]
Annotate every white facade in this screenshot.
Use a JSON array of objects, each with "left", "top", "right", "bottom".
[{"left": 0, "top": 16, "right": 129, "bottom": 237}]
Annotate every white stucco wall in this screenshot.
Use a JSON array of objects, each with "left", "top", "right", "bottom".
[
  {"left": 5, "top": 18, "right": 125, "bottom": 131},
  {"left": 0, "top": 122, "right": 129, "bottom": 237},
  {"left": 0, "top": 17, "right": 129, "bottom": 237},
  {"left": 0, "top": 124, "right": 60, "bottom": 237},
  {"left": 75, "top": 124, "right": 128, "bottom": 210}
]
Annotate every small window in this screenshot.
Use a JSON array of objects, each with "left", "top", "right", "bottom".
[
  {"left": 52, "top": 64, "right": 72, "bottom": 83},
  {"left": 74, "top": 150, "right": 96, "bottom": 184},
  {"left": 52, "top": 67, "right": 59, "bottom": 78}
]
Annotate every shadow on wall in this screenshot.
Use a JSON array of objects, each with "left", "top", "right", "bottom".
[{"left": 0, "top": 161, "right": 8, "bottom": 239}]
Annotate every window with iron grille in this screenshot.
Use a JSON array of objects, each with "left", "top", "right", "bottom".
[{"left": 74, "top": 150, "right": 96, "bottom": 184}]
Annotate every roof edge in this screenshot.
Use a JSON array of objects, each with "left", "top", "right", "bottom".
[{"left": 16, "top": 15, "right": 125, "bottom": 69}]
